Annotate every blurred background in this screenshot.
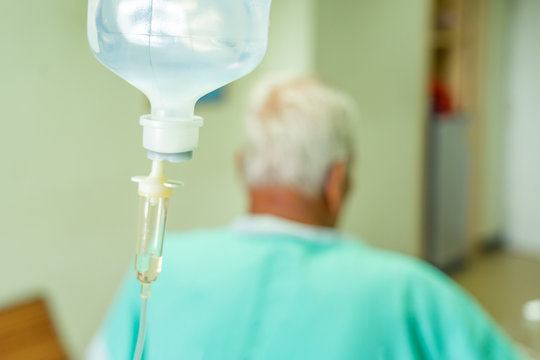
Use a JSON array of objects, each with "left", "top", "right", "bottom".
[{"left": 0, "top": 0, "right": 539, "bottom": 358}]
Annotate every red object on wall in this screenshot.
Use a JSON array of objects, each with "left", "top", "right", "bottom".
[{"left": 431, "top": 79, "right": 453, "bottom": 114}]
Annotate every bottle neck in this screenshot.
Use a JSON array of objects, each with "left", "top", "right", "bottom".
[{"left": 151, "top": 102, "right": 196, "bottom": 121}]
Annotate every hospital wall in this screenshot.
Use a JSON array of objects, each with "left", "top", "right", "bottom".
[
  {"left": 505, "top": 0, "right": 540, "bottom": 256},
  {"left": 0, "top": 1, "right": 147, "bottom": 357},
  {"left": 315, "top": 0, "right": 432, "bottom": 256},
  {"left": 473, "top": 0, "right": 512, "bottom": 249}
]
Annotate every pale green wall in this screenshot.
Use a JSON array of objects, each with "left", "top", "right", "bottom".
[
  {"left": 478, "top": 0, "right": 512, "bottom": 242},
  {"left": 315, "top": 0, "right": 431, "bottom": 256},
  {"left": 0, "top": 1, "right": 145, "bottom": 357},
  {"left": 0, "top": 0, "right": 314, "bottom": 357},
  {"left": 506, "top": 0, "right": 540, "bottom": 255}
]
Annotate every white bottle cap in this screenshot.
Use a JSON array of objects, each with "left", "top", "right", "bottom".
[{"left": 140, "top": 115, "right": 204, "bottom": 155}]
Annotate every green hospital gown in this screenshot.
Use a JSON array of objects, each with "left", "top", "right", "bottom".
[{"left": 87, "top": 216, "right": 524, "bottom": 360}]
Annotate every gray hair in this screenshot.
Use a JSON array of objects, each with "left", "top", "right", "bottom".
[{"left": 242, "top": 75, "right": 357, "bottom": 197}]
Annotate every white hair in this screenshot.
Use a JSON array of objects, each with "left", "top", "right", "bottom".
[{"left": 242, "top": 75, "right": 357, "bottom": 197}]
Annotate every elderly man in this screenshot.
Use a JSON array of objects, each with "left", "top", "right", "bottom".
[{"left": 87, "top": 77, "right": 523, "bottom": 359}]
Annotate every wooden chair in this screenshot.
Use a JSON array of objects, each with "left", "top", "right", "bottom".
[{"left": 0, "top": 298, "right": 68, "bottom": 360}]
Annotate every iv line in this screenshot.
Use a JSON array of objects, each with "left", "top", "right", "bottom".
[
  {"left": 134, "top": 292, "right": 149, "bottom": 360},
  {"left": 131, "top": 161, "right": 181, "bottom": 359}
]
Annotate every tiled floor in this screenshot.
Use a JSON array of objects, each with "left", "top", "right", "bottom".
[{"left": 452, "top": 251, "right": 540, "bottom": 349}]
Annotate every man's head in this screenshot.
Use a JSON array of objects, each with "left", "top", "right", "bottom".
[{"left": 239, "top": 75, "right": 357, "bottom": 227}]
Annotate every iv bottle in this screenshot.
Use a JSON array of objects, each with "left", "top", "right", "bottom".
[{"left": 87, "top": 0, "right": 272, "bottom": 156}]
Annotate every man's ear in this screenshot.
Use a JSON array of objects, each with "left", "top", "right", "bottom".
[{"left": 324, "top": 162, "right": 349, "bottom": 217}]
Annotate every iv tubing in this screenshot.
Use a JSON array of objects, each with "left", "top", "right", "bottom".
[
  {"left": 134, "top": 291, "right": 150, "bottom": 360},
  {"left": 131, "top": 160, "right": 179, "bottom": 359}
]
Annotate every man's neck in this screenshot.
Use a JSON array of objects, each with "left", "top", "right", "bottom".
[{"left": 248, "top": 188, "right": 335, "bottom": 228}]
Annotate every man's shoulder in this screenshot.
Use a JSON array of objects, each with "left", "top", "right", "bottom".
[
  {"left": 164, "top": 227, "right": 448, "bottom": 288},
  {"left": 167, "top": 227, "right": 231, "bottom": 240},
  {"left": 330, "top": 239, "right": 446, "bottom": 282},
  {"left": 164, "top": 227, "right": 236, "bottom": 248}
]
